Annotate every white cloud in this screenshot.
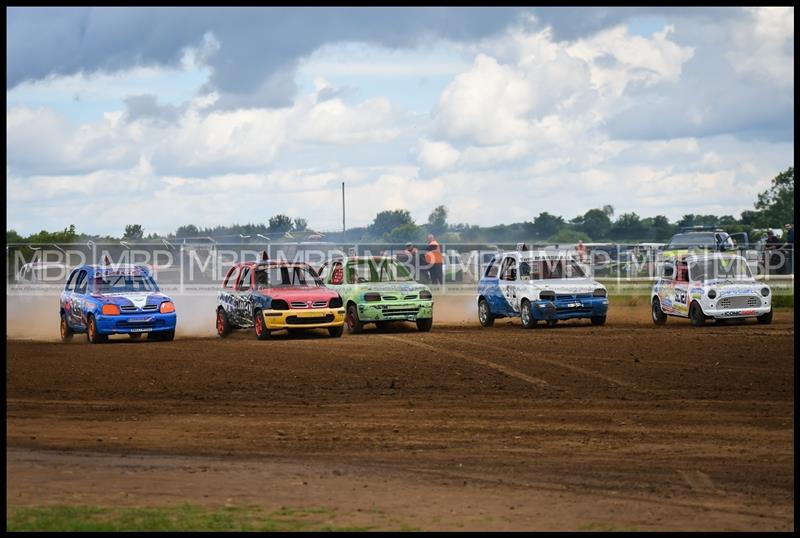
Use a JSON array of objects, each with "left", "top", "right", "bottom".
[{"left": 416, "top": 139, "right": 460, "bottom": 173}]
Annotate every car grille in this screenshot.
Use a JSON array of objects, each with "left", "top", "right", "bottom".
[
  {"left": 718, "top": 296, "right": 760, "bottom": 309},
  {"left": 404, "top": 294, "right": 417, "bottom": 300},
  {"left": 290, "top": 301, "right": 329, "bottom": 309},
  {"left": 285, "top": 314, "right": 335, "bottom": 325},
  {"left": 382, "top": 295, "right": 398, "bottom": 300},
  {"left": 116, "top": 318, "right": 167, "bottom": 329},
  {"left": 120, "top": 304, "right": 159, "bottom": 312},
  {"left": 556, "top": 293, "right": 593, "bottom": 300},
  {"left": 378, "top": 304, "right": 420, "bottom": 316}
]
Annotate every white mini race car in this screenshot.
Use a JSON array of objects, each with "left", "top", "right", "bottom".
[{"left": 651, "top": 253, "right": 772, "bottom": 326}]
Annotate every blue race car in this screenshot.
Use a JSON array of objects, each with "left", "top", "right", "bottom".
[
  {"left": 477, "top": 249, "right": 609, "bottom": 329},
  {"left": 59, "top": 263, "right": 177, "bottom": 343}
]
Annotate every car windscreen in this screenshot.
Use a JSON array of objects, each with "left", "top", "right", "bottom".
[
  {"left": 256, "top": 266, "right": 321, "bottom": 289},
  {"left": 667, "top": 233, "right": 715, "bottom": 249},
  {"left": 689, "top": 257, "right": 752, "bottom": 281},
  {"left": 519, "top": 258, "right": 586, "bottom": 279},
  {"left": 349, "top": 259, "right": 413, "bottom": 283},
  {"left": 90, "top": 273, "right": 159, "bottom": 293}
]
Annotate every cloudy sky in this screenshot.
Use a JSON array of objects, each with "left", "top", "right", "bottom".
[{"left": 6, "top": 7, "right": 794, "bottom": 236}]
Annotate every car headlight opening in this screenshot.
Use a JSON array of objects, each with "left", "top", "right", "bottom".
[
  {"left": 707, "top": 289, "right": 717, "bottom": 299},
  {"left": 593, "top": 288, "right": 607, "bottom": 297},
  {"left": 761, "top": 287, "right": 770, "bottom": 297}
]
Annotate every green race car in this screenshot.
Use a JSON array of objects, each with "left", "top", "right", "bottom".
[{"left": 317, "top": 256, "right": 434, "bottom": 333}]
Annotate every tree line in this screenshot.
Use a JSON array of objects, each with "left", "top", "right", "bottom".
[{"left": 7, "top": 167, "right": 793, "bottom": 245}]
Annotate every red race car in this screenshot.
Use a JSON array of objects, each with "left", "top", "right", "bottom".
[{"left": 216, "top": 254, "right": 345, "bottom": 340}]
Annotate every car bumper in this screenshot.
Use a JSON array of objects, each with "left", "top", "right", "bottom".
[
  {"left": 531, "top": 297, "right": 608, "bottom": 321},
  {"left": 704, "top": 305, "right": 771, "bottom": 319},
  {"left": 96, "top": 312, "right": 177, "bottom": 334},
  {"left": 263, "top": 307, "right": 345, "bottom": 329},
  {"left": 357, "top": 300, "right": 434, "bottom": 322}
]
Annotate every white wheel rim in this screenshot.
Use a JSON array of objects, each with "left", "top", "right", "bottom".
[
  {"left": 521, "top": 305, "right": 530, "bottom": 324},
  {"left": 479, "top": 302, "right": 487, "bottom": 322}
]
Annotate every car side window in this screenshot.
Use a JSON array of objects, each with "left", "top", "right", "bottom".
[
  {"left": 238, "top": 267, "right": 252, "bottom": 291},
  {"left": 675, "top": 262, "right": 689, "bottom": 283},
  {"left": 223, "top": 266, "right": 239, "bottom": 289},
  {"left": 485, "top": 259, "right": 499, "bottom": 278},
  {"left": 74, "top": 270, "right": 88, "bottom": 294},
  {"left": 330, "top": 262, "right": 344, "bottom": 285},
  {"left": 662, "top": 262, "right": 674, "bottom": 280},
  {"left": 499, "top": 257, "right": 517, "bottom": 281},
  {"left": 65, "top": 269, "right": 78, "bottom": 291}
]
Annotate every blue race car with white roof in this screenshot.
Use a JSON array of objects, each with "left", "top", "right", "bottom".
[
  {"left": 477, "top": 250, "right": 609, "bottom": 329},
  {"left": 59, "top": 263, "right": 177, "bottom": 343}
]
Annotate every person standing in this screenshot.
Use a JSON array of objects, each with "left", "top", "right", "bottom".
[
  {"left": 403, "top": 243, "right": 419, "bottom": 280},
  {"left": 426, "top": 233, "right": 444, "bottom": 285}
]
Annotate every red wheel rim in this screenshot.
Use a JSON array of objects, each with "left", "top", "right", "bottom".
[
  {"left": 89, "top": 319, "right": 95, "bottom": 339},
  {"left": 217, "top": 312, "right": 224, "bottom": 334},
  {"left": 61, "top": 319, "right": 66, "bottom": 338},
  {"left": 347, "top": 311, "right": 355, "bottom": 328},
  {"left": 255, "top": 315, "right": 263, "bottom": 336}
]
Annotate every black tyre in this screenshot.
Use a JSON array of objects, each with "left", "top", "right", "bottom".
[
  {"left": 590, "top": 315, "right": 607, "bottom": 326},
  {"left": 520, "top": 300, "right": 536, "bottom": 329},
  {"left": 546, "top": 319, "right": 558, "bottom": 327},
  {"left": 416, "top": 318, "right": 433, "bottom": 332},
  {"left": 689, "top": 301, "right": 706, "bottom": 327},
  {"left": 328, "top": 325, "right": 344, "bottom": 338},
  {"left": 375, "top": 321, "right": 390, "bottom": 333},
  {"left": 60, "top": 313, "right": 74, "bottom": 342},
  {"left": 478, "top": 298, "right": 494, "bottom": 327},
  {"left": 254, "top": 309, "right": 270, "bottom": 340},
  {"left": 129, "top": 333, "right": 142, "bottom": 340},
  {"left": 651, "top": 298, "right": 667, "bottom": 325},
  {"left": 757, "top": 307, "right": 773, "bottom": 325},
  {"left": 346, "top": 304, "right": 363, "bottom": 334},
  {"left": 86, "top": 315, "right": 107, "bottom": 344},
  {"left": 150, "top": 329, "right": 175, "bottom": 342},
  {"left": 216, "top": 308, "right": 232, "bottom": 338}
]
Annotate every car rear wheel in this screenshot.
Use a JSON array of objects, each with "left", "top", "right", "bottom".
[
  {"left": 129, "top": 333, "right": 142, "bottom": 340},
  {"left": 254, "top": 309, "right": 270, "bottom": 340},
  {"left": 86, "top": 315, "right": 107, "bottom": 344},
  {"left": 478, "top": 298, "right": 494, "bottom": 327},
  {"left": 328, "top": 325, "right": 344, "bottom": 338},
  {"left": 60, "top": 314, "right": 73, "bottom": 342},
  {"left": 651, "top": 298, "right": 667, "bottom": 325},
  {"left": 689, "top": 301, "right": 706, "bottom": 327},
  {"left": 416, "top": 318, "right": 433, "bottom": 332},
  {"left": 546, "top": 319, "right": 558, "bottom": 327},
  {"left": 520, "top": 300, "right": 536, "bottom": 329},
  {"left": 216, "top": 308, "right": 231, "bottom": 338},
  {"left": 346, "top": 304, "right": 363, "bottom": 334},
  {"left": 757, "top": 307, "right": 773, "bottom": 325}
]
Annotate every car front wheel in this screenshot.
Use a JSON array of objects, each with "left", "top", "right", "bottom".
[
  {"left": 757, "top": 307, "right": 773, "bottom": 325},
  {"left": 478, "top": 298, "right": 494, "bottom": 327},
  {"left": 86, "top": 315, "right": 107, "bottom": 344},
  {"left": 520, "top": 300, "right": 536, "bottom": 329},
  {"left": 254, "top": 310, "right": 270, "bottom": 340},
  {"left": 216, "top": 308, "right": 231, "bottom": 338},
  {"left": 689, "top": 301, "right": 706, "bottom": 327},
  {"left": 652, "top": 298, "right": 667, "bottom": 325},
  {"left": 60, "top": 314, "right": 74, "bottom": 342},
  {"left": 416, "top": 318, "right": 433, "bottom": 332},
  {"left": 346, "top": 304, "right": 363, "bottom": 334}
]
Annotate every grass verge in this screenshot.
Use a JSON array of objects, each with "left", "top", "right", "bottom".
[{"left": 6, "top": 504, "right": 374, "bottom": 532}]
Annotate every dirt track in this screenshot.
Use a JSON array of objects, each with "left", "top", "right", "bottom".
[{"left": 6, "top": 307, "right": 795, "bottom": 531}]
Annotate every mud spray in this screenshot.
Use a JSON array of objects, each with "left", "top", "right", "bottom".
[{"left": 6, "top": 292, "right": 478, "bottom": 341}]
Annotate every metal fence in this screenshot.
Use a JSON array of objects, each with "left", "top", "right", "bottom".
[{"left": 6, "top": 241, "right": 794, "bottom": 296}]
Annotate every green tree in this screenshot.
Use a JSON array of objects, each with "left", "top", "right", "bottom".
[
  {"left": 754, "top": 167, "right": 794, "bottom": 226},
  {"left": 175, "top": 224, "right": 200, "bottom": 238},
  {"left": 549, "top": 229, "right": 591, "bottom": 243},
  {"left": 576, "top": 208, "right": 612, "bottom": 240},
  {"left": 602, "top": 204, "right": 615, "bottom": 218},
  {"left": 7, "top": 230, "right": 25, "bottom": 243},
  {"left": 649, "top": 215, "right": 676, "bottom": 241},
  {"left": 268, "top": 214, "right": 294, "bottom": 234},
  {"left": 532, "top": 212, "right": 565, "bottom": 239},
  {"left": 368, "top": 209, "right": 414, "bottom": 238},
  {"left": 293, "top": 218, "right": 308, "bottom": 232},
  {"left": 382, "top": 223, "right": 423, "bottom": 243},
  {"left": 611, "top": 213, "right": 645, "bottom": 241},
  {"left": 427, "top": 205, "right": 448, "bottom": 235},
  {"left": 123, "top": 224, "right": 144, "bottom": 240}
]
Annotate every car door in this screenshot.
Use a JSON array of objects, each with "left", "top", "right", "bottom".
[
  {"left": 234, "top": 265, "right": 255, "bottom": 327},
  {"left": 497, "top": 255, "right": 520, "bottom": 316},
  {"left": 479, "top": 256, "right": 503, "bottom": 315},
  {"left": 69, "top": 269, "right": 89, "bottom": 329},
  {"left": 656, "top": 261, "right": 675, "bottom": 314},
  {"left": 220, "top": 265, "right": 240, "bottom": 321},
  {"left": 672, "top": 261, "right": 691, "bottom": 316},
  {"left": 61, "top": 269, "right": 79, "bottom": 328}
]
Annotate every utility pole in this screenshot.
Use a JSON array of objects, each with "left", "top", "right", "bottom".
[{"left": 342, "top": 181, "right": 346, "bottom": 242}]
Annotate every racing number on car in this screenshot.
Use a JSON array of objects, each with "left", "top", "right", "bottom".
[{"left": 674, "top": 288, "right": 688, "bottom": 305}]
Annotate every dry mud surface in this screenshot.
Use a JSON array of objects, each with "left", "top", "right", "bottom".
[{"left": 6, "top": 307, "right": 795, "bottom": 531}]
